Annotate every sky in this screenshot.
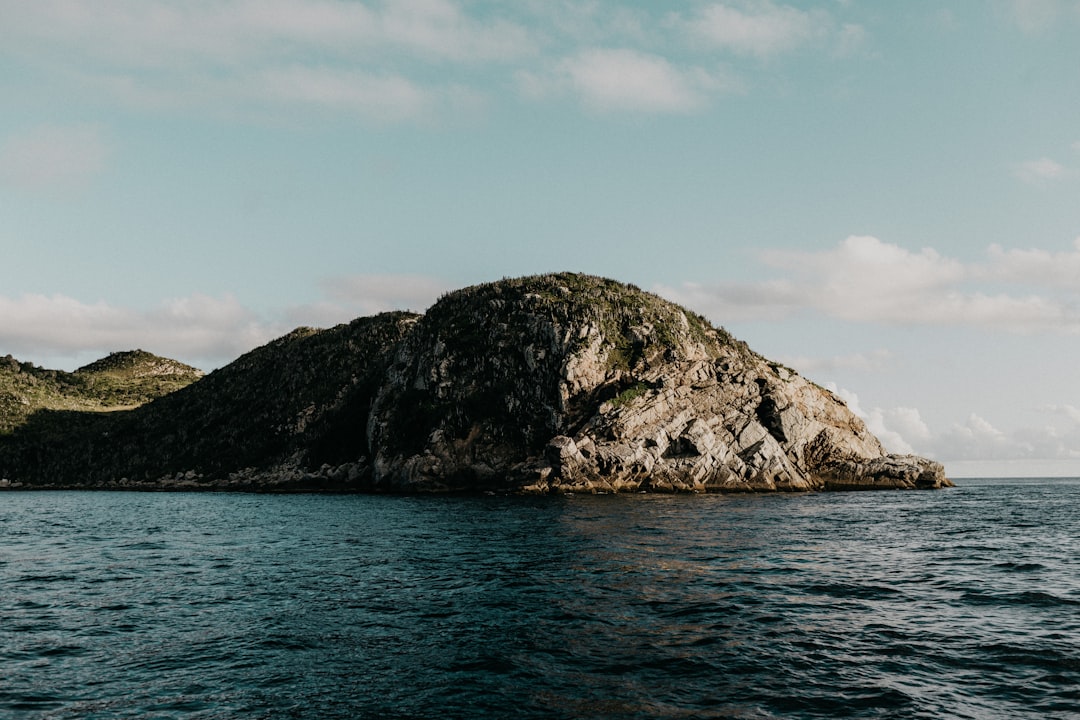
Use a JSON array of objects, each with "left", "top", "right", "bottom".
[{"left": 2, "top": 0, "right": 1080, "bottom": 477}]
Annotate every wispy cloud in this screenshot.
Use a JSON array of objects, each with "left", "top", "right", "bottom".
[
  {"left": 1001, "top": 0, "right": 1076, "bottom": 33},
  {"left": 675, "top": 1, "right": 831, "bottom": 57},
  {"left": 0, "top": 0, "right": 532, "bottom": 122},
  {"left": 0, "top": 273, "right": 452, "bottom": 370},
  {"left": 780, "top": 349, "right": 893, "bottom": 375},
  {"left": 519, "top": 48, "right": 737, "bottom": 114},
  {"left": 254, "top": 66, "right": 434, "bottom": 122},
  {"left": 1015, "top": 141, "right": 1080, "bottom": 183},
  {"left": 983, "top": 237, "right": 1080, "bottom": 287},
  {"left": 1016, "top": 156, "right": 1068, "bottom": 183},
  {"left": 829, "top": 385, "right": 1080, "bottom": 470},
  {"left": 2, "top": 0, "right": 868, "bottom": 122},
  {"left": 1, "top": 0, "right": 534, "bottom": 65},
  {"left": 911, "top": 410, "right": 1080, "bottom": 465},
  {"left": 656, "top": 235, "right": 1080, "bottom": 334},
  {"left": 0, "top": 125, "right": 109, "bottom": 191},
  {"left": 0, "top": 293, "right": 278, "bottom": 370},
  {"left": 285, "top": 273, "right": 451, "bottom": 326}
]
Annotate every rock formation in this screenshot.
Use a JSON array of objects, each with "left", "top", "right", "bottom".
[
  {"left": 367, "top": 273, "right": 948, "bottom": 492},
  {"left": 0, "top": 273, "right": 949, "bottom": 492}
]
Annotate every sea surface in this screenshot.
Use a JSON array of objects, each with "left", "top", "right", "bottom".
[{"left": 2, "top": 478, "right": 1078, "bottom": 719}]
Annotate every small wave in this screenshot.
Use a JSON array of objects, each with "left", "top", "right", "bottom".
[
  {"left": 5, "top": 485, "right": 1079, "bottom": 720},
  {"left": 991, "top": 561, "right": 1045, "bottom": 572},
  {"left": 961, "top": 589, "right": 1080, "bottom": 608},
  {"left": 446, "top": 656, "right": 519, "bottom": 674},
  {"left": 960, "top": 642, "right": 1080, "bottom": 672},
  {"left": 15, "top": 573, "right": 78, "bottom": 583},
  {"left": 798, "top": 581, "right": 906, "bottom": 601},
  {"left": 768, "top": 685, "right": 918, "bottom": 716},
  {"left": 0, "top": 693, "right": 67, "bottom": 713}
]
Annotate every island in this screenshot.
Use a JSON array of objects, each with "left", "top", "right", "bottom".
[{"left": 0, "top": 273, "right": 949, "bottom": 493}]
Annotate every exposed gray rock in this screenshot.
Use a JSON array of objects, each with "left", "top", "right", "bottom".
[{"left": 366, "top": 274, "right": 950, "bottom": 493}]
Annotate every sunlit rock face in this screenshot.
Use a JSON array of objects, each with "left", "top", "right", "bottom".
[{"left": 366, "top": 273, "right": 949, "bottom": 493}]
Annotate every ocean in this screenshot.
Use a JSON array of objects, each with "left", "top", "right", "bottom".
[{"left": 2, "top": 478, "right": 1078, "bottom": 719}]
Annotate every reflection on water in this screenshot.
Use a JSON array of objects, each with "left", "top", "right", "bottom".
[{"left": 2, "top": 482, "right": 1079, "bottom": 719}]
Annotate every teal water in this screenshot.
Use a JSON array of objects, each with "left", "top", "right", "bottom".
[{"left": 2, "top": 479, "right": 1078, "bottom": 719}]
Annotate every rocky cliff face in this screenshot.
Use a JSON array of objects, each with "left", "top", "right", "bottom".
[
  {"left": 0, "top": 274, "right": 949, "bottom": 492},
  {"left": 367, "top": 274, "right": 948, "bottom": 493}
]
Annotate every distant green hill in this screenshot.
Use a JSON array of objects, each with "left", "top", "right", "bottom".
[
  {"left": 0, "top": 350, "right": 204, "bottom": 435},
  {"left": 0, "top": 313, "right": 417, "bottom": 489}
]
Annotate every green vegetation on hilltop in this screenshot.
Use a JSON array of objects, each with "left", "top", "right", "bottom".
[
  {"left": 430, "top": 272, "right": 748, "bottom": 368},
  {"left": 373, "top": 273, "right": 753, "bottom": 466},
  {"left": 0, "top": 312, "right": 418, "bottom": 487},
  {"left": 0, "top": 351, "right": 204, "bottom": 435}
]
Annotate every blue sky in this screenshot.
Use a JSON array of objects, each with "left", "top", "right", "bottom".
[{"left": 3, "top": 0, "right": 1080, "bottom": 476}]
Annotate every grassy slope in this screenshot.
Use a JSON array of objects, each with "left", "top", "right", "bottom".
[{"left": 0, "top": 351, "right": 204, "bottom": 435}]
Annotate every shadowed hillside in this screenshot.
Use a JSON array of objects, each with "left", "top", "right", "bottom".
[{"left": 0, "top": 313, "right": 417, "bottom": 489}]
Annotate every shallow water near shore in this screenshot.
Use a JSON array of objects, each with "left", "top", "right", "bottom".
[{"left": 2, "top": 478, "right": 1078, "bottom": 719}]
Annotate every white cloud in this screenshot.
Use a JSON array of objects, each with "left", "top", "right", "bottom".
[
  {"left": 285, "top": 273, "right": 451, "bottom": 327},
  {"left": 657, "top": 235, "right": 1080, "bottom": 334},
  {"left": 519, "top": 2, "right": 650, "bottom": 45},
  {"left": 520, "top": 48, "right": 735, "bottom": 114},
  {"left": 884, "top": 406, "right": 933, "bottom": 445},
  {"left": 1043, "top": 403, "right": 1080, "bottom": 424},
  {"left": 825, "top": 385, "right": 916, "bottom": 454},
  {"left": 0, "top": 293, "right": 278, "bottom": 370},
  {"left": 862, "top": 408, "right": 917, "bottom": 455},
  {"left": 780, "top": 349, "right": 893, "bottom": 375},
  {"left": 762, "top": 235, "right": 967, "bottom": 323},
  {"left": 652, "top": 278, "right": 800, "bottom": 322},
  {"left": 0, "top": 0, "right": 532, "bottom": 122},
  {"left": 1, "top": 0, "right": 533, "bottom": 66},
  {"left": 1016, "top": 157, "right": 1067, "bottom": 183},
  {"left": 983, "top": 237, "right": 1080, "bottom": 287},
  {"left": 935, "top": 413, "right": 1028, "bottom": 460},
  {"left": 0, "top": 273, "right": 452, "bottom": 370},
  {"left": 676, "top": 1, "right": 832, "bottom": 57},
  {"left": 833, "top": 22, "right": 868, "bottom": 56},
  {"left": 2, "top": 0, "right": 872, "bottom": 121},
  {"left": 1003, "top": 0, "right": 1069, "bottom": 33},
  {"left": 0, "top": 125, "right": 109, "bottom": 190},
  {"left": 376, "top": 0, "right": 534, "bottom": 61},
  {"left": 255, "top": 66, "right": 433, "bottom": 122},
  {"left": 827, "top": 387, "right": 1080, "bottom": 473}
]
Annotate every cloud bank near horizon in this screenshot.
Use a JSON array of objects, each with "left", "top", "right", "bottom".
[
  {"left": 833, "top": 384, "right": 1080, "bottom": 475},
  {"left": 4, "top": 236, "right": 1079, "bottom": 471},
  {"left": 6, "top": 235, "right": 1078, "bottom": 369},
  {"left": 656, "top": 235, "right": 1080, "bottom": 334},
  {"left": 0, "top": 273, "right": 451, "bottom": 371}
]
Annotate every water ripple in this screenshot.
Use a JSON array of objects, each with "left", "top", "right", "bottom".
[{"left": 0, "top": 480, "right": 1078, "bottom": 718}]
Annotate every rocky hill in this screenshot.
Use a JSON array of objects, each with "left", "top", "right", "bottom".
[
  {"left": 0, "top": 350, "right": 203, "bottom": 435},
  {"left": 0, "top": 274, "right": 949, "bottom": 492}
]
